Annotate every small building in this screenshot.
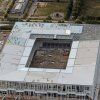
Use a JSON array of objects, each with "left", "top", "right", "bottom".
[
  {"left": 11, "top": 0, "right": 28, "bottom": 14},
  {"left": 15, "top": 3, "right": 22, "bottom": 10}
]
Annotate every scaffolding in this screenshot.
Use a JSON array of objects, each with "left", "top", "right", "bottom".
[{"left": 0, "top": 81, "right": 94, "bottom": 100}]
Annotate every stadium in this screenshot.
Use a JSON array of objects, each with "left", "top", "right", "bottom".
[{"left": 0, "top": 22, "right": 100, "bottom": 100}]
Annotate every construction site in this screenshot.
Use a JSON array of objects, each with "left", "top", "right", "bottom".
[{"left": 29, "top": 38, "right": 72, "bottom": 69}]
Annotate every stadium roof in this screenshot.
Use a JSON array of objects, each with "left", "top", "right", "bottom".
[{"left": 0, "top": 22, "right": 99, "bottom": 85}]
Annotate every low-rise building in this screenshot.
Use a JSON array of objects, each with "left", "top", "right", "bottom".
[{"left": 11, "top": 0, "right": 28, "bottom": 14}]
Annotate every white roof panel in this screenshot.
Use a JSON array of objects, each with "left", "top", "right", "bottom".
[
  {"left": 0, "top": 71, "right": 27, "bottom": 82},
  {"left": 79, "top": 40, "right": 99, "bottom": 48},
  {"left": 71, "top": 41, "right": 79, "bottom": 49},
  {"left": 67, "top": 59, "right": 75, "bottom": 67},
  {"left": 21, "top": 65, "right": 95, "bottom": 85},
  {"left": 25, "top": 39, "right": 35, "bottom": 47},
  {"left": 18, "top": 65, "right": 26, "bottom": 69},
  {"left": 23, "top": 47, "right": 32, "bottom": 57},
  {"left": 75, "top": 58, "right": 97, "bottom": 66},
  {"left": 66, "top": 30, "right": 71, "bottom": 35},
  {"left": 11, "top": 22, "right": 83, "bottom": 39},
  {"left": 69, "top": 49, "right": 78, "bottom": 59},
  {"left": 2, "top": 44, "right": 24, "bottom": 56},
  {"left": 70, "top": 26, "right": 83, "bottom": 33},
  {"left": 19, "top": 57, "right": 28, "bottom": 65},
  {"left": 76, "top": 48, "right": 98, "bottom": 58},
  {"left": 1, "top": 54, "right": 21, "bottom": 64}
]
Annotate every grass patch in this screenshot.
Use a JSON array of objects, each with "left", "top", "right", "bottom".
[
  {"left": 81, "top": 0, "right": 100, "bottom": 17},
  {"left": 34, "top": 2, "right": 68, "bottom": 17}
]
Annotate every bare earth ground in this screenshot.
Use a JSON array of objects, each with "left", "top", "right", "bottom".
[
  {"left": 0, "top": 0, "right": 12, "bottom": 16},
  {"left": 30, "top": 49, "right": 69, "bottom": 69},
  {"left": 0, "top": 31, "right": 10, "bottom": 42}
]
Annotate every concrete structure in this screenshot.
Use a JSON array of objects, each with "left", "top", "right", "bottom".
[{"left": 0, "top": 22, "right": 100, "bottom": 100}]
